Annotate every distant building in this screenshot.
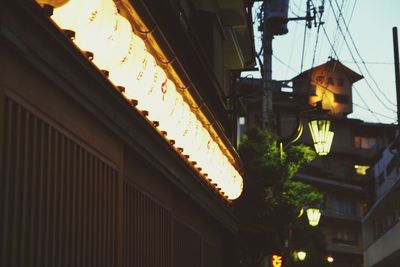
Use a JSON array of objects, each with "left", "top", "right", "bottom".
[
  {"left": 291, "top": 58, "right": 363, "bottom": 117},
  {"left": 0, "top": 0, "right": 255, "bottom": 266},
  {"left": 362, "top": 138, "right": 400, "bottom": 267},
  {"left": 238, "top": 59, "right": 396, "bottom": 267}
]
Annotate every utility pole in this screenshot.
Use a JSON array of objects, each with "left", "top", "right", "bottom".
[
  {"left": 261, "top": 15, "right": 273, "bottom": 130},
  {"left": 261, "top": 0, "right": 317, "bottom": 131},
  {"left": 393, "top": 27, "right": 400, "bottom": 130},
  {"left": 259, "top": 1, "right": 322, "bottom": 266}
]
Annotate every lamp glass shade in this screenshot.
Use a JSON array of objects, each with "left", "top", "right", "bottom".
[
  {"left": 327, "top": 256, "right": 334, "bottom": 263},
  {"left": 306, "top": 208, "right": 321, "bottom": 226},
  {"left": 297, "top": 251, "right": 306, "bottom": 261},
  {"left": 308, "top": 119, "right": 334, "bottom": 156}
]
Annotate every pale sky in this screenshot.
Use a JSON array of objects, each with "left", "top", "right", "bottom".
[{"left": 244, "top": 0, "right": 400, "bottom": 124}]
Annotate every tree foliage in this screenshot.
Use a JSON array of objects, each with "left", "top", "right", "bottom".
[{"left": 234, "top": 127, "right": 323, "bottom": 227}]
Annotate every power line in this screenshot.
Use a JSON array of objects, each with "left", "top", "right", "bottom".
[
  {"left": 329, "top": 0, "right": 345, "bottom": 56},
  {"left": 342, "top": 60, "right": 394, "bottom": 65},
  {"left": 321, "top": 24, "right": 338, "bottom": 59},
  {"left": 353, "top": 87, "right": 381, "bottom": 122},
  {"left": 327, "top": 0, "right": 397, "bottom": 113},
  {"left": 337, "top": 0, "right": 358, "bottom": 55},
  {"left": 352, "top": 102, "right": 396, "bottom": 122},
  {"left": 285, "top": 0, "right": 303, "bottom": 78},
  {"left": 331, "top": 0, "right": 397, "bottom": 108},
  {"left": 273, "top": 55, "right": 298, "bottom": 74},
  {"left": 310, "top": 1, "right": 323, "bottom": 70},
  {"left": 300, "top": 22, "right": 308, "bottom": 72},
  {"left": 307, "top": 3, "right": 389, "bottom": 123}
]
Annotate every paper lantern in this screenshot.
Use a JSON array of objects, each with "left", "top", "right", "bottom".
[
  {"left": 47, "top": 0, "right": 244, "bottom": 201},
  {"left": 108, "top": 33, "right": 147, "bottom": 89},
  {"left": 52, "top": 0, "right": 101, "bottom": 34},
  {"left": 73, "top": 0, "right": 118, "bottom": 54},
  {"left": 123, "top": 51, "right": 157, "bottom": 104}
]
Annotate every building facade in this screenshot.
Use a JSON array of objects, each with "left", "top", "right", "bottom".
[
  {"left": 363, "top": 138, "right": 400, "bottom": 267},
  {"left": 0, "top": 0, "right": 255, "bottom": 266}
]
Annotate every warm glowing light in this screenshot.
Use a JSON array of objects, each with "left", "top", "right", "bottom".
[
  {"left": 306, "top": 208, "right": 321, "bottom": 227},
  {"left": 44, "top": 0, "right": 243, "bottom": 200},
  {"left": 327, "top": 256, "right": 334, "bottom": 263},
  {"left": 308, "top": 119, "right": 334, "bottom": 156},
  {"left": 297, "top": 207, "right": 304, "bottom": 218},
  {"left": 309, "top": 85, "right": 336, "bottom": 112},
  {"left": 297, "top": 251, "right": 306, "bottom": 261},
  {"left": 354, "top": 165, "right": 369, "bottom": 175},
  {"left": 272, "top": 254, "right": 283, "bottom": 267},
  {"left": 37, "top": 0, "right": 70, "bottom": 7}
]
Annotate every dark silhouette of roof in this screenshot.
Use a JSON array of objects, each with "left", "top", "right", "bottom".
[{"left": 291, "top": 58, "right": 363, "bottom": 83}]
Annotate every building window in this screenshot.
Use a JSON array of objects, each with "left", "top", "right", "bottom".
[
  {"left": 354, "top": 165, "right": 369, "bottom": 175},
  {"left": 334, "top": 93, "right": 350, "bottom": 104},
  {"left": 332, "top": 229, "right": 358, "bottom": 245},
  {"left": 354, "top": 136, "right": 377, "bottom": 149},
  {"left": 328, "top": 196, "right": 357, "bottom": 216}
]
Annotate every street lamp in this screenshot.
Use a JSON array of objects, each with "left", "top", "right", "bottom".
[
  {"left": 306, "top": 207, "right": 321, "bottom": 227},
  {"left": 280, "top": 102, "right": 334, "bottom": 157},
  {"left": 327, "top": 256, "right": 334, "bottom": 263},
  {"left": 308, "top": 119, "right": 334, "bottom": 156},
  {"left": 296, "top": 250, "right": 307, "bottom": 261}
]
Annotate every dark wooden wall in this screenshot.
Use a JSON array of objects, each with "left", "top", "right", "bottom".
[{"left": 0, "top": 2, "right": 237, "bottom": 266}]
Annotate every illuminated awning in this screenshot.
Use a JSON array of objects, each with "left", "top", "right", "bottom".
[{"left": 35, "top": 0, "right": 243, "bottom": 200}]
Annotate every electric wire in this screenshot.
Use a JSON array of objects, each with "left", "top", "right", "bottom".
[
  {"left": 273, "top": 54, "right": 298, "bottom": 74},
  {"left": 337, "top": 0, "right": 358, "bottom": 55},
  {"left": 300, "top": 21, "right": 308, "bottom": 72},
  {"left": 308, "top": 0, "right": 392, "bottom": 122},
  {"left": 310, "top": 1, "right": 323, "bottom": 71},
  {"left": 333, "top": 0, "right": 394, "bottom": 106},
  {"left": 321, "top": 24, "right": 338, "bottom": 59},
  {"left": 331, "top": 0, "right": 397, "bottom": 108},
  {"left": 329, "top": 0, "right": 345, "bottom": 57},
  {"left": 352, "top": 102, "right": 396, "bottom": 122},
  {"left": 342, "top": 60, "right": 394, "bottom": 65},
  {"left": 335, "top": 0, "right": 351, "bottom": 53},
  {"left": 285, "top": 0, "right": 302, "bottom": 78},
  {"left": 327, "top": 0, "right": 397, "bottom": 113},
  {"left": 353, "top": 87, "right": 382, "bottom": 122},
  {"left": 291, "top": 0, "right": 302, "bottom": 13}
]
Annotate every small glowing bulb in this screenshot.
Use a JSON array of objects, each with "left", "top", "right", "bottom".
[{"left": 297, "top": 251, "right": 306, "bottom": 261}]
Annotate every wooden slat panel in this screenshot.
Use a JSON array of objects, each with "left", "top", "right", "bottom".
[
  {"left": 123, "top": 183, "right": 172, "bottom": 267},
  {"left": 203, "top": 241, "right": 222, "bottom": 267},
  {"left": 0, "top": 96, "right": 118, "bottom": 267},
  {"left": 173, "top": 219, "right": 202, "bottom": 267}
]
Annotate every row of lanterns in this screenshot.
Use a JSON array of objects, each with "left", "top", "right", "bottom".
[{"left": 36, "top": 0, "right": 243, "bottom": 200}]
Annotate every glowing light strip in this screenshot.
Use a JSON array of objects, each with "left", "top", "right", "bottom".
[{"left": 37, "top": 0, "right": 243, "bottom": 200}]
